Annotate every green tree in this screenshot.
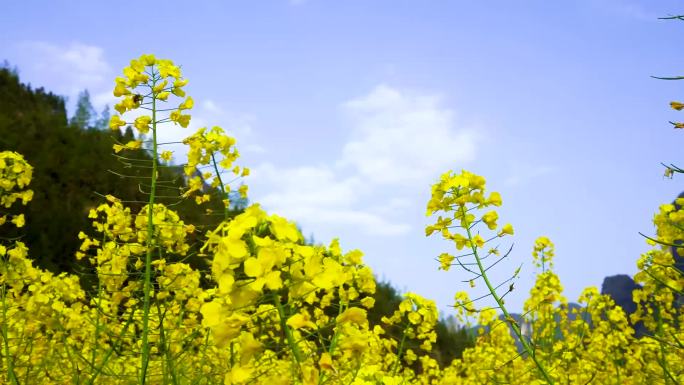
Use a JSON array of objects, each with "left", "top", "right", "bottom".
[
  {"left": 70, "top": 89, "right": 96, "bottom": 129},
  {"left": 0, "top": 66, "right": 233, "bottom": 284},
  {"left": 94, "top": 104, "right": 110, "bottom": 130}
]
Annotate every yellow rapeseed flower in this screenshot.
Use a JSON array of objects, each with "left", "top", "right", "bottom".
[{"left": 109, "top": 115, "right": 126, "bottom": 130}]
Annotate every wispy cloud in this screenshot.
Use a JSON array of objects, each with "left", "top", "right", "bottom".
[
  {"left": 253, "top": 163, "right": 408, "bottom": 236},
  {"left": 249, "top": 84, "right": 478, "bottom": 238},
  {"left": 10, "top": 41, "right": 112, "bottom": 105},
  {"left": 340, "top": 85, "right": 478, "bottom": 185},
  {"left": 192, "top": 100, "right": 258, "bottom": 141},
  {"left": 151, "top": 98, "right": 264, "bottom": 165},
  {"left": 255, "top": 164, "right": 364, "bottom": 209}
]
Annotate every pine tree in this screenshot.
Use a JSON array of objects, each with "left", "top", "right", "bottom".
[
  {"left": 95, "top": 104, "right": 110, "bottom": 130},
  {"left": 70, "top": 89, "right": 96, "bottom": 129}
]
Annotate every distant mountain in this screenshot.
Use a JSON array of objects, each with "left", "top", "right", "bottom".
[
  {"left": 601, "top": 275, "right": 641, "bottom": 315},
  {"left": 601, "top": 274, "right": 647, "bottom": 337}
]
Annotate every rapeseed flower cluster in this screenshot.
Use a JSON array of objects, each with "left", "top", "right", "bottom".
[
  {"left": 109, "top": 54, "right": 192, "bottom": 157},
  {"left": 0, "top": 152, "right": 32, "bottom": 228},
  {"left": 182, "top": 125, "right": 248, "bottom": 206},
  {"left": 1, "top": 56, "right": 683, "bottom": 385}
]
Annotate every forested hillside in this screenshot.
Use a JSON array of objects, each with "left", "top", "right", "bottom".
[{"left": 0, "top": 66, "right": 237, "bottom": 274}]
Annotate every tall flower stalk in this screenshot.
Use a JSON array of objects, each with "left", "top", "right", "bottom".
[
  {"left": 426, "top": 170, "right": 554, "bottom": 383},
  {"left": 108, "top": 54, "right": 192, "bottom": 384},
  {"left": 0, "top": 152, "right": 33, "bottom": 385}
]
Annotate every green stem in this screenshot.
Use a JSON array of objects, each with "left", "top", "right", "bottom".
[
  {"left": 210, "top": 152, "right": 229, "bottom": 221},
  {"left": 460, "top": 206, "right": 554, "bottom": 384},
  {"left": 140, "top": 73, "right": 159, "bottom": 385},
  {"left": 51, "top": 318, "right": 82, "bottom": 384},
  {"left": 327, "top": 301, "right": 347, "bottom": 355},
  {"left": 86, "top": 306, "right": 136, "bottom": 385},
  {"left": 89, "top": 275, "right": 103, "bottom": 377},
  {"left": 391, "top": 324, "right": 409, "bottom": 376},
  {"left": 319, "top": 300, "right": 348, "bottom": 384},
  {"left": 1, "top": 282, "right": 18, "bottom": 385},
  {"left": 656, "top": 306, "right": 678, "bottom": 385},
  {"left": 155, "top": 298, "right": 179, "bottom": 385},
  {"left": 273, "top": 293, "right": 302, "bottom": 364}
]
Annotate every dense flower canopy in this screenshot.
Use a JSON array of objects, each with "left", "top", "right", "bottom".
[{"left": 0, "top": 55, "right": 683, "bottom": 384}]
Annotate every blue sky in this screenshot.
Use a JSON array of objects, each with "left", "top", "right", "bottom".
[{"left": 2, "top": 0, "right": 683, "bottom": 314}]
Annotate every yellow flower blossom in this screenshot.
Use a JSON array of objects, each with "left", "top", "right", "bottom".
[
  {"left": 319, "top": 352, "right": 334, "bottom": 371},
  {"left": 11, "top": 213, "right": 25, "bottom": 227},
  {"left": 438, "top": 253, "right": 455, "bottom": 270},
  {"left": 670, "top": 101, "right": 684, "bottom": 110},
  {"left": 112, "top": 140, "right": 142, "bottom": 153},
  {"left": 498, "top": 223, "right": 514, "bottom": 236},
  {"left": 336, "top": 307, "right": 367, "bottom": 325},
  {"left": 286, "top": 313, "right": 317, "bottom": 329},
  {"left": 481, "top": 210, "right": 498, "bottom": 230},
  {"left": 134, "top": 115, "right": 152, "bottom": 134},
  {"left": 179, "top": 96, "right": 194, "bottom": 110},
  {"left": 109, "top": 115, "right": 126, "bottom": 130},
  {"left": 160, "top": 150, "right": 173, "bottom": 162}
]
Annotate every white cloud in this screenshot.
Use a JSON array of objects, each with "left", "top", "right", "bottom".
[
  {"left": 340, "top": 85, "right": 478, "bottom": 185},
  {"left": 92, "top": 90, "right": 118, "bottom": 111},
  {"left": 374, "top": 197, "right": 412, "bottom": 215},
  {"left": 189, "top": 100, "right": 265, "bottom": 157},
  {"left": 145, "top": 98, "right": 264, "bottom": 165},
  {"left": 255, "top": 163, "right": 364, "bottom": 208},
  {"left": 252, "top": 163, "right": 409, "bottom": 236},
  {"left": 249, "top": 84, "right": 477, "bottom": 238},
  {"left": 189, "top": 99, "right": 257, "bottom": 139},
  {"left": 12, "top": 41, "right": 112, "bottom": 104},
  {"left": 280, "top": 207, "right": 411, "bottom": 236}
]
